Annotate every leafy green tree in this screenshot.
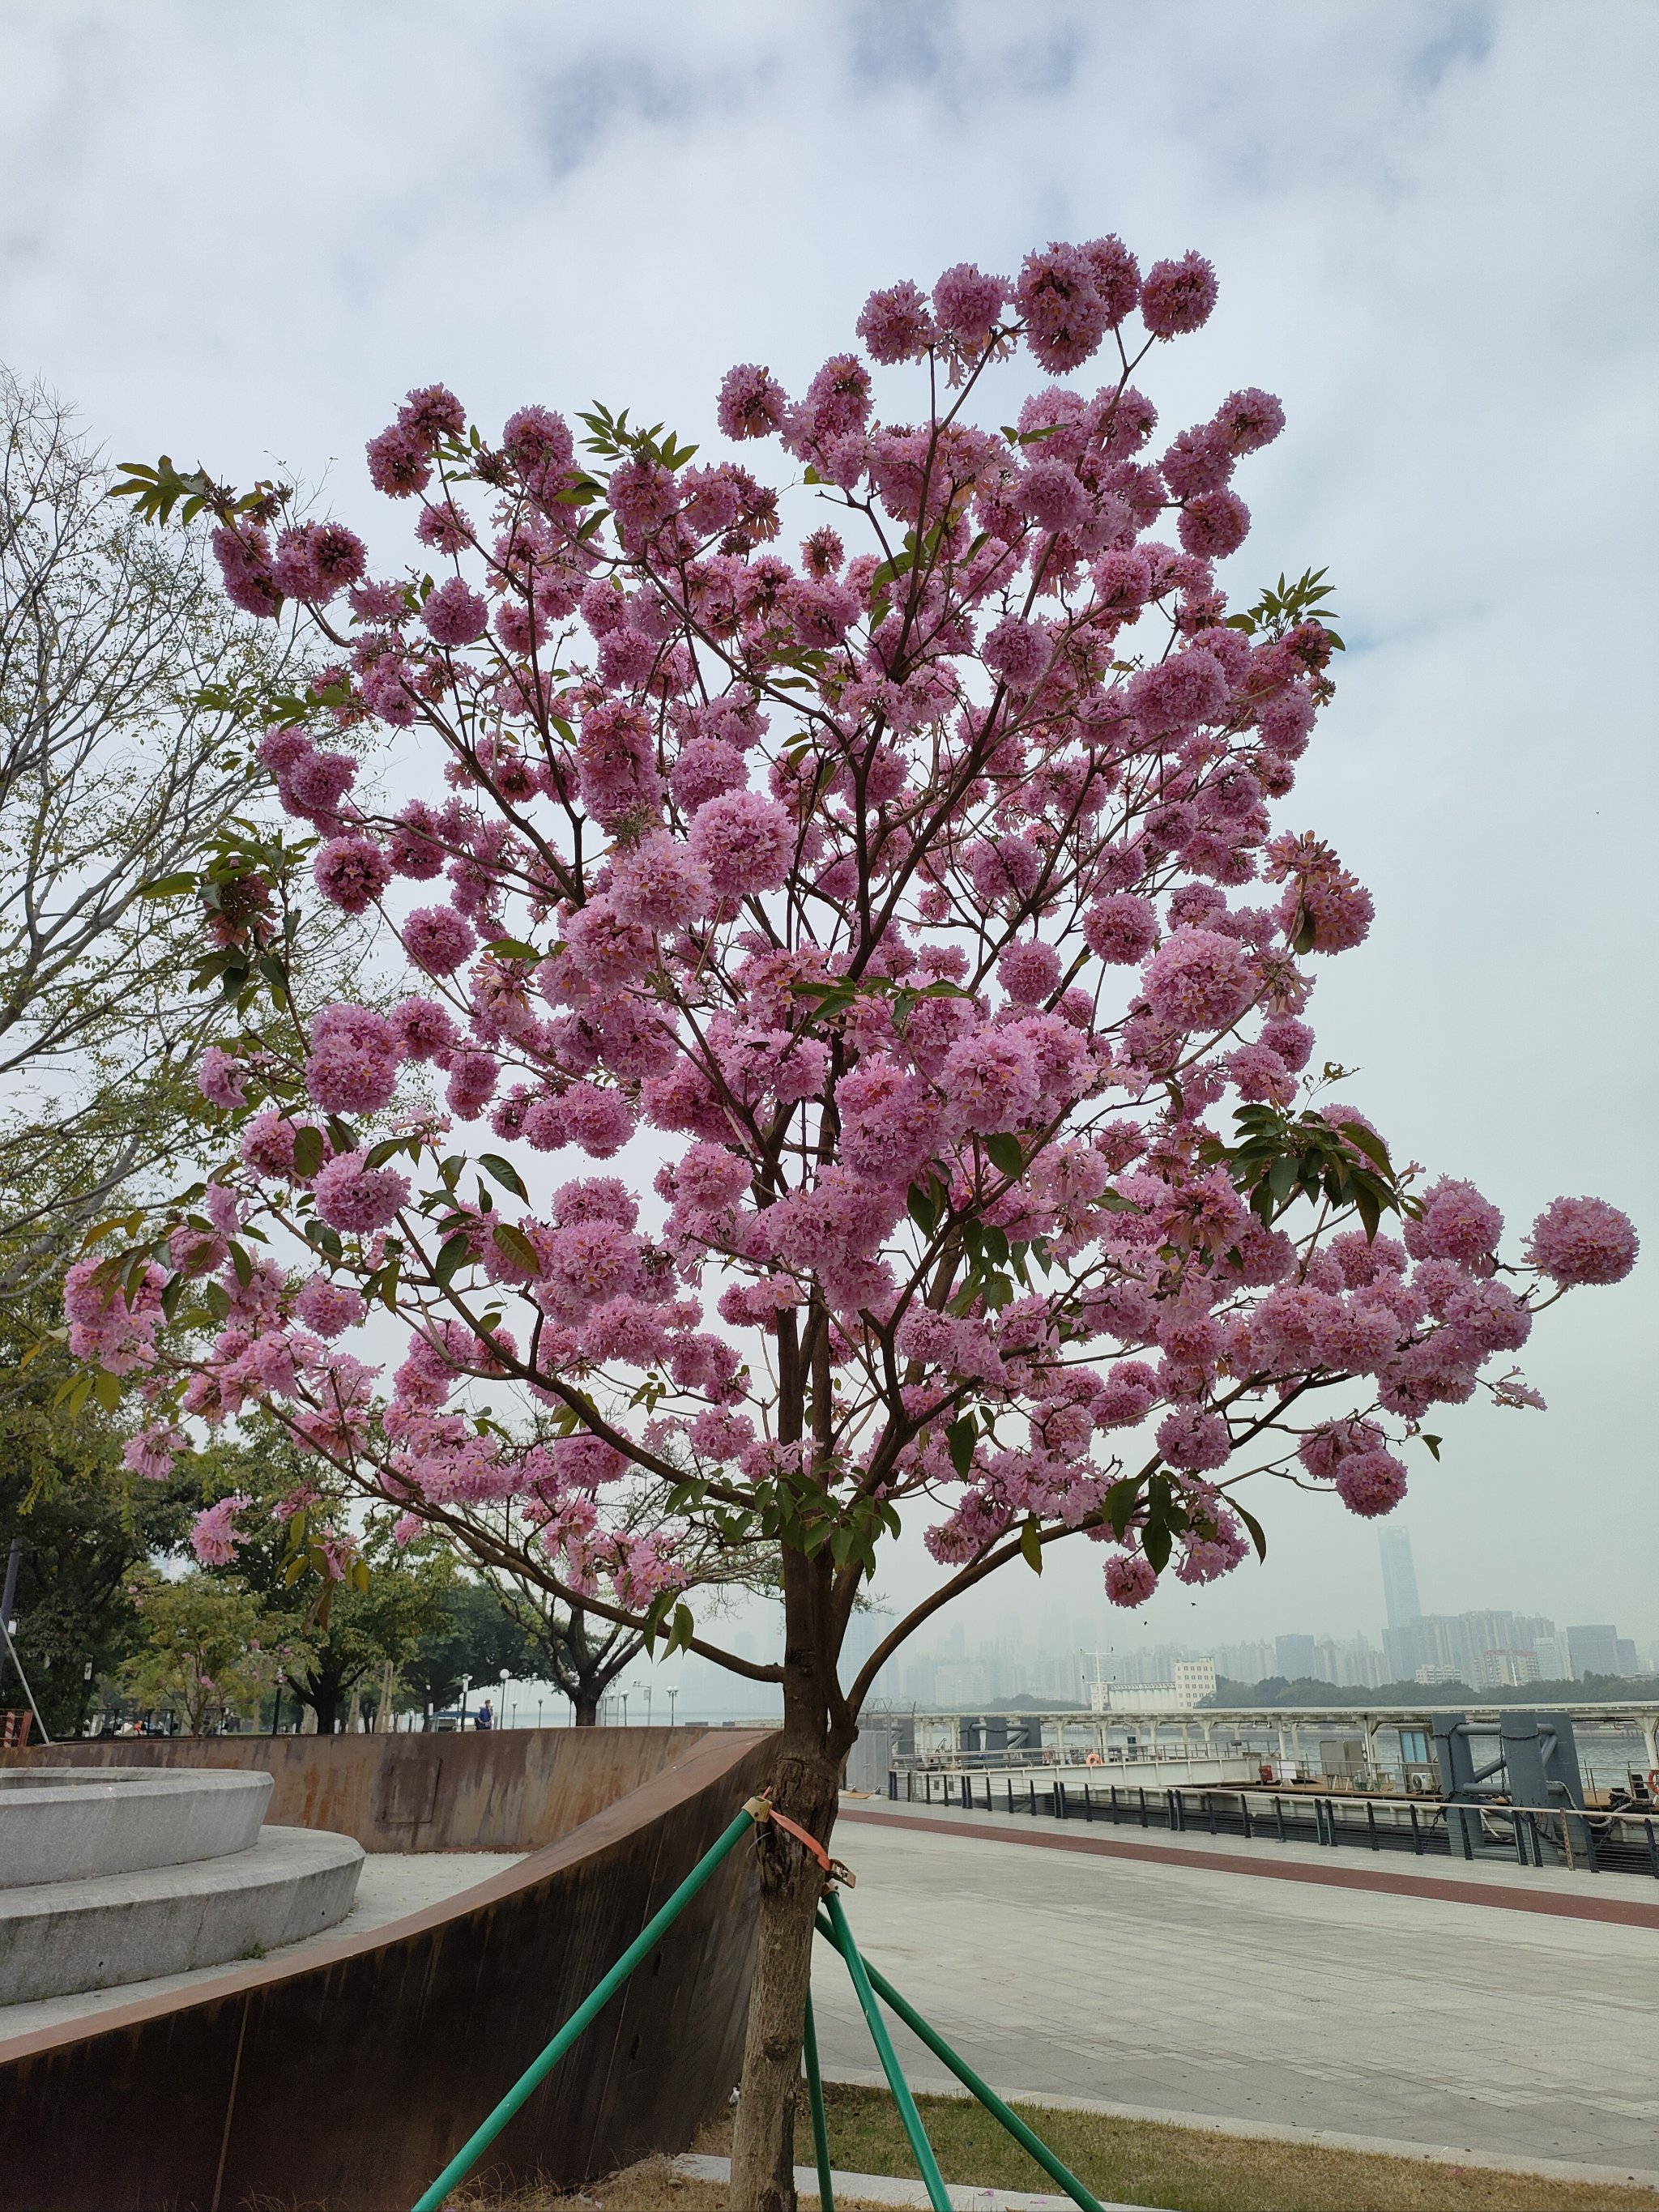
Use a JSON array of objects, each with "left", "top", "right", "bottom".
[
  {"left": 118, "top": 1571, "right": 283, "bottom": 1734},
  {"left": 401, "top": 1579, "right": 538, "bottom": 1724},
  {"left": 189, "top": 1426, "right": 457, "bottom": 1733},
  {"left": 0, "top": 1306, "right": 200, "bottom": 1739}
]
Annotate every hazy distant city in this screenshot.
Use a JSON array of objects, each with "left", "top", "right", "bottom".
[{"left": 643, "top": 1528, "right": 1657, "bottom": 1721}]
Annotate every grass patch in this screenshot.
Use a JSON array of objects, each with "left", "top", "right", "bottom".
[
  {"left": 455, "top": 2081, "right": 1657, "bottom": 2212},
  {"left": 694, "top": 2080, "right": 1657, "bottom": 2212},
  {"left": 454, "top": 2159, "right": 890, "bottom": 2212}
]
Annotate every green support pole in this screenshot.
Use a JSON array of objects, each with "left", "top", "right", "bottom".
[
  {"left": 822, "top": 1889, "right": 952, "bottom": 2212},
  {"left": 816, "top": 1908, "right": 1106, "bottom": 2212},
  {"left": 411, "top": 1802, "right": 762, "bottom": 2212},
  {"left": 803, "top": 1989, "right": 835, "bottom": 2212}
]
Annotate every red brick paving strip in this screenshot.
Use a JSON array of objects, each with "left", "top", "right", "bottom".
[{"left": 838, "top": 1807, "right": 1659, "bottom": 1930}]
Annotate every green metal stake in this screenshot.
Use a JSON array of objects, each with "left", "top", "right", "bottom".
[
  {"left": 411, "top": 1801, "right": 762, "bottom": 2212},
  {"left": 816, "top": 1908, "right": 1105, "bottom": 2212},
  {"left": 803, "top": 1988, "right": 835, "bottom": 2212},
  {"left": 822, "top": 1888, "right": 952, "bottom": 2212}
]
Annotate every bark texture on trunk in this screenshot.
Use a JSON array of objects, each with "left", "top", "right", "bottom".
[
  {"left": 729, "top": 1517, "right": 855, "bottom": 2212},
  {"left": 573, "top": 1696, "right": 599, "bottom": 1727},
  {"left": 727, "top": 1741, "right": 840, "bottom": 2212}
]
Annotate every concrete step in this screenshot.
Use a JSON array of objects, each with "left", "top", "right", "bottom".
[
  {"left": 0, "top": 1765, "right": 271, "bottom": 1886},
  {"left": 0, "top": 1826, "right": 363, "bottom": 2003}
]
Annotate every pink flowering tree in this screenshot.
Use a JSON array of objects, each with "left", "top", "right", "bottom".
[{"left": 85, "top": 235, "right": 1636, "bottom": 2210}]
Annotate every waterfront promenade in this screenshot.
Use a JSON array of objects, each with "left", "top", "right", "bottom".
[{"left": 812, "top": 1798, "right": 1659, "bottom": 2185}]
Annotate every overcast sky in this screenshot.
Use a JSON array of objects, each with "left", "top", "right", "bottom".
[{"left": 4, "top": 2, "right": 1654, "bottom": 1656}]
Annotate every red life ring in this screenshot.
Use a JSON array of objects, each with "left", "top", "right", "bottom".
[{"left": 1085, "top": 1752, "right": 1104, "bottom": 1767}]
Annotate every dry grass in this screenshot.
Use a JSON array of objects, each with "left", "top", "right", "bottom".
[
  {"left": 462, "top": 2082, "right": 1659, "bottom": 2212},
  {"left": 451, "top": 2157, "right": 890, "bottom": 2212}
]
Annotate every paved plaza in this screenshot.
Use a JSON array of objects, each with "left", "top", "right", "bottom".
[{"left": 812, "top": 1802, "right": 1659, "bottom": 2180}]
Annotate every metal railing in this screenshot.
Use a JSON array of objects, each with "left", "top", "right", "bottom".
[{"left": 890, "top": 1767, "right": 1659, "bottom": 1879}]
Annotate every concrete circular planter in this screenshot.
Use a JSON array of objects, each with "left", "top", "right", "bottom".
[
  {"left": 0, "top": 1766, "right": 271, "bottom": 1886},
  {"left": 0, "top": 1763, "right": 362, "bottom": 2005}
]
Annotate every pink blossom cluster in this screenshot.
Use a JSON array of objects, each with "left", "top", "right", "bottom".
[{"left": 87, "top": 233, "right": 1634, "bottom": 1623}]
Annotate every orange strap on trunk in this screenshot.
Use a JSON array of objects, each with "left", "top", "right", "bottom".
[{"left": 754, "top": 1791, "right": 855, "bottom": 1883}]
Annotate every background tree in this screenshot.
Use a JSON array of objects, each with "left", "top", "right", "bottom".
[
  {"left": 119, "top": 1571, "right": 279, "bottom": 1734},
  {"left": 94, "top": 237, "right": 1638, "bottom": 2211},
  {"left": 0, "top": 370, "right": 305, "bottom": 1292},
  {"left": 0, "top": 1304, "right": 200, "bottom": 1738},
  {"left": 401, "top": 1578, "right": 537, "bottom": 1724},
  {"left": 488, "top": 1580, "right": 640, "bottom": 1728},
  {"left": 190, "top": 1426, "right": 458, "bottom": 1733}
]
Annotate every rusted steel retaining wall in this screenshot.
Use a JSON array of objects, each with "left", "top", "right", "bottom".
[
  {"left": 0, "top": 1728, "right": 774, "bottom": 2212},
  {"left": 2, "top": 1724, "right": 710, "bottom": 1852}
]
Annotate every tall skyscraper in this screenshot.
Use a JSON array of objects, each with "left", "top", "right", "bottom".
[{"left": 1379, "top": 1528, "right": 1422, "bottom": 1629}]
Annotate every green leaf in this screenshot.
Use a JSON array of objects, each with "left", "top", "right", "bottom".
[
  {"left": 478, "top": 1153, "right": 529, "bottom": 1200},
  {"left": 1143, "top": 1519, "right": 1172, "bottom": 1575},
  {"left": 228, "top": 1240, "right": 254, "bottom": 1289},
  {"left": 1422, "top": 1434, "right": 1443, "bottom": 1463},
  {"left": 137, "top": 872, "right": 197, "bottom": 900},
  {"left": 946, "top": 1416, "right": 977, "bottom": 1479},
  {"left": 1019, "top": 1517, "right": 1043, "bottom": 1575},
  {"left": 984, "top": 1132, "right": 1023, "bottom": 1178},
  {"left": 92, "top": 1366, "right": 122, "bottom": 1413},
  {"left": 906, "top": 1180, "right": 942, "bottom": 1235},
  {"left": 433, "top": 1234, "right": 471, "bottom": 1286},
  {"left": 1339, "top": 1122, "right": 1393, "bottom": 1174},
  {"left": 492, "top": 1222, "right": 540, "bottom": 1275},
  {"left": 110, "top": 454, "right": 222, "bottom": 527},
  {"left": 1106, "top": 1486, "right": 1141, "bottom": 1539},
  {"left": 292, "top": 1127, "right": 325, "bottom": 1180},
  {"left": 481, "top": 937, "right": 541, "bottom": 962},
  {"left": 1235, "top": 1501, "right": 1269, "bottom": 1564}
]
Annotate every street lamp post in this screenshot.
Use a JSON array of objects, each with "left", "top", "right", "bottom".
[
  {"left": 642, "top": 1684, "right": 652, "bottom": 1728},
  {"left": 667, "top": 1685, "right": 679, "bottom": 1727},
  {"left": 458, "top": 1675, "right": 471, "bottom": 1729}
]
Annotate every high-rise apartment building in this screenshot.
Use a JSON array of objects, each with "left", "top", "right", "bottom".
[{"left": 1473, "top": 1647, "right": 1540, "bottom": 1690}]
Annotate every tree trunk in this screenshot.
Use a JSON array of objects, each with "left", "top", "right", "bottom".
[
  {"left": 573, "top": 1694, "right": 599, "bottom": 1727},
  {"left": 728, "top": 1737, "right": 839, "bottom": 2212},
  {"left": 729, "top": 1543, "right": 849, "bottom": 2212}
]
